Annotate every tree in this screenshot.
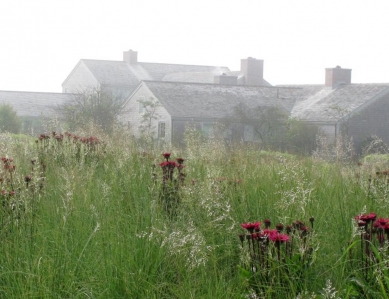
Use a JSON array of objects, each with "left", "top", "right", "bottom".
[
  {"left": 59, "top": 88, "right": 125, "bottom": 133},
  {"left": 138, "top": 97, "right": 161, "bottom": 138},
  {"left": 223, "top": 103, "right": 289, "bottom": 144},
  {"left": 0, "top": 104, "right": 21, "bottom": 134},
  {"left": 222, "top": 103, "right": 318, "bottom": 155}
]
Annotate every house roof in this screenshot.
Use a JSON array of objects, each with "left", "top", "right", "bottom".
[
  {"left": 289, "top": 83, "right": 389, "bottom": 122},
  {"left": 78, "top": 59, "right": 230, "bottom": 86},
  {"left": 0, "top": 90, "right": 73, "bottom": 117},
  {"left": 140, "top": 81, "right": 297, "bottom": 119}
]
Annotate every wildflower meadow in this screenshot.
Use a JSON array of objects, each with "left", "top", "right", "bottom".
[{"left": 1, "top": 127, "right": 389, "bottom": 298}]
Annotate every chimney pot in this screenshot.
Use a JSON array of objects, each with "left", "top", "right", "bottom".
[
  {"left": 123, "top": 49, "right": 138, "bottom": 64},
  {"left": 241, "top": 57, "right": 264, "bottom": 86},
  {"left": 325, "top": 66, "right": 352, "bottom": 89}
]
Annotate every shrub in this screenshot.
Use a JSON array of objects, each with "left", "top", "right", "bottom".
[{"left": 0, "top": 104, "right": 21, "bottom": 134}]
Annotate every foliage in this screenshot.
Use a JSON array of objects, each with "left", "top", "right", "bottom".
[
  {"left": 343, "top": 212, "right": 389, "bottom": 298},
  {"left": 156, "top": 152, "right": 185, "bottom": 217},
  {"left": 222, "top": 103, "right": 318, "bottom": 155},
  {"left": 58, "top": 88, "right": 125, "bottom": 133},
  {"left": 138, "top": 97, "right": 161, "bottom": 139},
  {"left": 2, "top": 128, "right": 389, "bottom": 297},
  {"left": 238, "top": 218, "right": 316, "bottom": 297},
  {"left": 361, "top": 135, "right": 389, "bottom": 156},
  {"left": 0, "top": 104, "right": 21, "bottom": 133},
  {"left": 223, "top": 103, "right": 288, "bottom": 142}
]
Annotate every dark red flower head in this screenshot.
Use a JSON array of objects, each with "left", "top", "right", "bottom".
[
  {"left": 269, "top": 232, "right": 290, "bottom": 243},
  {"left": 357, "top": 220, "right": 367, "bottom": 227},
  {"left": 286, "top": 225, "right": 293, "bottom": 234},
  {"left": 355, "top": 213, "right": 377, "bottom": 222},
  {"left": 241, "top": 222, "right": 261, "bottom": 233},
  {"left": 159, "top": 161, "right": 178, "bottom": 168},
  {"left": 162, "top": 152, "right": 171, "bottom": 160},
  {"left": 264, "top": 219, "right": 271, "bottom": 228},
  {"left": 276, "top": 223, "right": 284, "bottom": 232},
  {"left": 176, "top": 158, "right": 185, "bottom": 164},
  {"left": 374, "top": 218, "right": 389, "bottom": 228}
]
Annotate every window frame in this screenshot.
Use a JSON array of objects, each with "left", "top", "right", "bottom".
[
  {"left": 158, "top": 121, "right": 166, "bottom": 138},
  {"left": 138, "top": 96, "right": 146, "bottom": 114}
]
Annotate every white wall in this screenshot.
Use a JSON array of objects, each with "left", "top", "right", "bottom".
[
  {"left": 120, "top": 83, "right": 172, "bottom": 142},
  {"left": 62, "top": 61, "right": 99, "bottom": 93}
]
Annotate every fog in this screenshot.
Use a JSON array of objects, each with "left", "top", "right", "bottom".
[{"left": 1, "top": 0, "right": 389, "bottom": 92}]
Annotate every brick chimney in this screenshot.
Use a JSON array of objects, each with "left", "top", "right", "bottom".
[
  {"left": 325, "top": 66, "right": 352, "bottom": 89},
  {"left": 241, "top": 57, "right": 264, "bottom": 86},
  {"left": 214, "top": 74, "right": 238, "bottom": 85},
  {"left": 123, "top": 49, "right": 138, "bottom": 64}
]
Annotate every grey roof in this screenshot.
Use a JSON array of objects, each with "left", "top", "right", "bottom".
[
  {"left": 80, "top": 59, "right": 229, "bottom": 86},
  {"left": 162, "top": 72, "right": 223, "bottom": 83},
  {"left": 225, "top": 71, "right": 272, "bottom": 87},
  {"left": 288, "top": 84, "right": 389, "bottom": 122},
  {"left": 81, "top": 60, "right": 140, "bottom": 86},
  {"left": 0, "top": 91, "right": 74, "bottom": 117},
  {"left": 141, "top": 81, "right": 297, "bottom": 119},
  {"left": 140, "top": 62, "right": 229, "bottom": 81}
]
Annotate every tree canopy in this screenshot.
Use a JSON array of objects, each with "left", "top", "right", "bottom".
[
  {"left": 0, "top": 104, "right": 21, "bottom": 134},
  {"left": 59, "top": 88, "right": 125, "bottom": 133}
]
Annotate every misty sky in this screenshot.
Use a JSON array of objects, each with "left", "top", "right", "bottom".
[{"left": 1, "top": 0, "right": 389, "bottom": 92}]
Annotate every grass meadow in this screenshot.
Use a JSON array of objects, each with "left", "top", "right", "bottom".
[{"left": 0, "top": 128, "right": 389, "bottom": 298}]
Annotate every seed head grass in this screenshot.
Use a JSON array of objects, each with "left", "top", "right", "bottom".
[{"left": 0, "top": 127, "right": 388, "bottom": 298}]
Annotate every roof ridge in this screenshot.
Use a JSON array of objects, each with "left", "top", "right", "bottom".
[
  {"left": 142, "top": 80, "right": 300, "bottom": 89},
  {"left": 80, "top": 59, "right": 228, "bottom": 68},
  {"left": 139, "top": 61, "right": 229, "bottom": 68},
  {"left": 0, "top": 90, "right": 75, "bottom": 95}
]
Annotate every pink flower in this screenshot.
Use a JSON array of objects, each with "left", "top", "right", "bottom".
[
  {"left": 269, "top": 232, "right": 290, "bottom": 243},
  {"left": 260, "top": 228, "right": 277, "bottom": 237},
  {"left": 241, "top": 222, "right": 261, "bottom": 233}
]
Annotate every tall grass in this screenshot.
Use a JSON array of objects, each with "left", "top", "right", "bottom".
[{"left": 0, "top": 129, "right": 387, "bottom": 298}]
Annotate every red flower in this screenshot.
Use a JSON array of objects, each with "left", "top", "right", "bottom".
[
  {"left": 264, "top": 219, "right": 271, "bottom": 228},
  {"left": 176, "top": 158, "right": 185, "bottom": 164},
  {"left": 355, "top": 213, "right": 377, "bottom": 222},
  {"left": 374, "top": 218, "right": 389, "bottom": 228},
  {"left": 241, "top": 222, "right": 261, "bottom": 233},
  {"left": 276, "top": 223, "right": 284, "bottom": 232},
  {"left": 357, "top": 220, "right": 367, "bottom": 227},
  {"left": 162, "top": 152, "right": 171, "bottom": 159},
  {"left": 269, "top": 232, "right": 290, "bottom": 243},
  {"left": 159, "top": 161, "right": 178, "bottom": 168},
  {"left": 260, "top": 228, "right": 277, "bottom": 237}
]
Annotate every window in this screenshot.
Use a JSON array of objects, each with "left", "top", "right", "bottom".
[
  {"left": 138, "top": 96, "right": 146, "bottom": 114},
  {"left": 158, "top": 121, "right": 166, "bottom": 138},
  {"left": 223, "top": 128, "right": 232, "bottom": 140},
  {"left": 244, "top": 125, "right": 254, "bottom": 142},
  {"left": 202, "top": 122, "right": 214, "bottom": 138}
]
